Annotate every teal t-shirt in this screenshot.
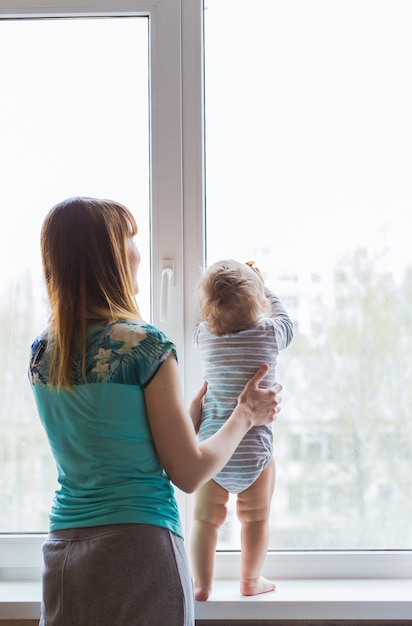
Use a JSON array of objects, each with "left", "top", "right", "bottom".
[{"left": 29, "top": 320, "right": 182, "bottom": 538}]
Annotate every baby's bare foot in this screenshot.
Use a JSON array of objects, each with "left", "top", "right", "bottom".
[
  {"left": 240, "top": 576, "right": 276, "bottom": 596},
  {"left": 194, "top": 585, "right": 212, "bottom": 601}
]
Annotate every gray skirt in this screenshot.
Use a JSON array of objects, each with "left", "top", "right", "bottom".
[{"left": 40, "top": 523, "right": 194, "bottom": 626}]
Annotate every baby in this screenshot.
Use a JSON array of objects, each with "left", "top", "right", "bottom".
[{"left": 190, "top": 259, "right": 293, "bottom": 600}]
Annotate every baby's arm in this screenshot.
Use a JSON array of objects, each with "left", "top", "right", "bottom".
[
  {"left": 265, "top": 289, "right": 294, "bottom": 349},
  {"left": 246, "top": 262, "right": 293, "bottom": 349}
]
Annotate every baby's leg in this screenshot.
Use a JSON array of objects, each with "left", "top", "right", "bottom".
[
  {"left": 190, "top": 479, "right": 229, "bottom": 601},
  {"left": 236, "top": 457, "right": 276, "bottom": 596}
]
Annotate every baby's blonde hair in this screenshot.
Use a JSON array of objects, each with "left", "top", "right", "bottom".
[{"left": 196, "top": 259, "right": 267, "bottom": 336}]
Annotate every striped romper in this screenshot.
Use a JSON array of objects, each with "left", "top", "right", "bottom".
[{"left": 195, "top": 290, "right": 293, "bottom": 493}]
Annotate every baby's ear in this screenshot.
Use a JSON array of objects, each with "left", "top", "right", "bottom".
[{"left": 261, "top": 297, "right": 269, "bottom": 314}]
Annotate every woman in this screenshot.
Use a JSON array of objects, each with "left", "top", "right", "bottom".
[{"left": 28, "top": 196, "right": 282, "bottom": 626}]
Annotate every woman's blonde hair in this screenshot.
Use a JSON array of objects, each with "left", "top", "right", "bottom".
[
  {"left": 196, "top": 259, "right": 267, "bottom": 336},
  {"left": 41, "top": 196, "right": 141, "bottom": 389}
]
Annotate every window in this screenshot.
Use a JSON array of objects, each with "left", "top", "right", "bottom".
[
  {"left": 204, "top": 0, "right": 412, "bottom": 552},
  {"left": 0, "top": 0, "right": 410, "bottom": 582},
  {"left": 0, "top": 0, "right": 194, "bottom": 540},
  {"left": 0, "top": 14, "right": 150, "bottom": 532}
]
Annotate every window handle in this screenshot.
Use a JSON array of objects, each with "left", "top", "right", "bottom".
[{"left": 160, "top": 261, "right": 174, "bottom": 322}]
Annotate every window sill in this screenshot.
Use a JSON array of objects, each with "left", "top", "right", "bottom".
[
  {"left": 1, "top": 579, "right": 411, "bottom": 621},
  {"left": 0, "top": 582, "right": 40, "bottom": 620},
  {"left": 195, "top": 579, "right": 412, "bottom": 621}
]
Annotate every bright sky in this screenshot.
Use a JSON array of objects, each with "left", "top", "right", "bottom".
[
  {"left": 204, "top": 0, "right": 412, "bottom": 284},
  {"left": 1, "top": 2, "right": 411, "bottom": 308},
  {"left": 0, "top": 17, "right": 151, "bottom": 318}
]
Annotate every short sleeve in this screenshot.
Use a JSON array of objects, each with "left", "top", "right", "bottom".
[
  {"left": 28, "top": 321, "right": 178, "bottom": 388},
  {"left": 134, "top": 324, "right": 177, "bottom": 388}
]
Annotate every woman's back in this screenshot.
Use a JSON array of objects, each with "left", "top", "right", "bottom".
[{"left": 29, "top": 319, "right": 181, "bottom": 535}]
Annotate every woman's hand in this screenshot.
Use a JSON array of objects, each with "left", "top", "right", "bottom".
[
  {"left": 237, "top": 363, "right": 282, "bottom": 428},
  {"left": 189, "top": 380, "right": 208, "bottom": 434}
]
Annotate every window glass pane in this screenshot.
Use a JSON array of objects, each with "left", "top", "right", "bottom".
[
  {"left": 204, "top": 0, "right": 412, "bottom": 549},
  {"left": 0, "top": 17, "right": 149, "bottom": 531}
]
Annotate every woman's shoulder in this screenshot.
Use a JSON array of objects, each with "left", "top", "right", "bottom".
[
  {"left": 98, "top": 320, "right": 176, "bottom": 362},
  {"left": 105, "top": 319, "right": 173, "bottom": 346},
  {"left": 86, "top": 320, "right": 176, "bottom": 386}
]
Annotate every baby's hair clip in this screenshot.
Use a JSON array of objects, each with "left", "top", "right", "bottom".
[{"left": 245, "top": 261, "right": 255, "bottom": 267}]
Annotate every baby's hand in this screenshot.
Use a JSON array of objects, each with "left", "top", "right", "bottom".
[{"left": 245, "top": 261, "right": 264, "bottom": 283}]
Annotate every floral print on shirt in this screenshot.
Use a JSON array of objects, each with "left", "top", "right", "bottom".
[{"left": 29, "top": 320, "right": 176, "bottom": 388}]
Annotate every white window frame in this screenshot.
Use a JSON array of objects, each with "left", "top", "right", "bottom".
[{"left": 0, "top": 0, "right": 410, "bottom": 583}]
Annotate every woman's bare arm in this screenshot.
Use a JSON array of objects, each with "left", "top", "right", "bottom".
[{"left": 144, "top": 353, "right": 281, "bottom": 493}]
